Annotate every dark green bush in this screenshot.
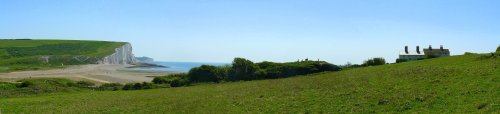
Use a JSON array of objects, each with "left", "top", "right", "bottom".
[
  {"left": 152, "top": 77, "right": 168, "bottom": 84},
  {"left": 396, "top": 59, "right": 407, "bottom": 63},
  {"left": 142, "top": 82, "right": 154, "bottom": 89},
  {"left": 362, "top": 58, "right": 386, "bottom": 66},
  {"left": 496, "top": 46, "right": 500, "bottom": 53},
  {"left": 121, "top": 82, "right": 164, "bottom": 90},
  {"left": 122, "top": 83, "right": 134, "bottom": 90},
  {"left": 152, "top": 73, "right": 190, "bottom": 87},
  {"left": 97, "top": 83, "right": 123, "bottom": 91},
  {"left": 152, "top": 58, "right": 342, "bottom": 88},
  {"left": 188, "top": 65, "right": 227, "bottom": 83},
  {"left": 168, "top": 77, "right": 186, "bottom": 87},
  {"left": 426, "top": 54, "right": 438, "bottom": 59},
  {"left": 233, "top": 59, "right": 340, "bottom": 80},
  {"left": 229, "top": 58, "right": 260, "bottom": 81},
  {"left": 17, "top": 81, "right": 34, "bottom": 88},
  {"left": 132, "top": 83, "right": 143, "bottom": 90},
  {"left": 76, "top": 81, "right": 95, "bottom": 87}
]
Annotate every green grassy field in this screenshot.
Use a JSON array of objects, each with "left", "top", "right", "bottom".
[
  {"left": 0, "top": 54, "right": 498, "bottom": 113},
  {"left": 0, "top": 40, "right": 126, "bottom": 72}
]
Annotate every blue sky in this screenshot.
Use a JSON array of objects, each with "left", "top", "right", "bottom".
[{"left": 1, "top": 0, "right": 499, "bottom": 64}]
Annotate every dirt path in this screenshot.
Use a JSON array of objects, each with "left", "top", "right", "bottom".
[{"left": 0, "top": 64, "right": 171, "bottom": 83}]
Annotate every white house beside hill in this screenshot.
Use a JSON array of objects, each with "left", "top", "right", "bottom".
[{"left": 399, "top": 45, "right": 450, "bottom": 61}]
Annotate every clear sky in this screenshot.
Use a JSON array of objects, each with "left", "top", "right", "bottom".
[{"left": 1, "top": 0, "right": 499, "bottom": 64}]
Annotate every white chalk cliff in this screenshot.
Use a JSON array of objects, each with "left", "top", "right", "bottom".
[{"left": 98, "top": 43, "right": 137, "bottom": 64}]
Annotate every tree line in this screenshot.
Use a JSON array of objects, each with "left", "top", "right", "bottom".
[{"left": 153, "top": 57, "right": 342, "bottom": 87}]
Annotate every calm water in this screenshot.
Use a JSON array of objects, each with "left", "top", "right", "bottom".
[{"left": 126, "top": 61, "right": 228, "bottom": 73}]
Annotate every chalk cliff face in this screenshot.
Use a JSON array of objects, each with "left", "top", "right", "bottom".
[{"left": 98, "top": 43, "right": 137, "bottom": 64}]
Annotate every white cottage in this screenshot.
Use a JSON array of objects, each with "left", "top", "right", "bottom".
[{"left": 399, "top": 46, "right": 425, "bottom": 61}]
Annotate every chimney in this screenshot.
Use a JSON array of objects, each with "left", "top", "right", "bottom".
[
  {"left": 405, "top": 46, "right": 409, "bottom": 54},
  {"left": 429, "top": 45, "right": 432, "bottom": 50},
  {"left": 416, "top": 46, "right": 420, "bottom": 54},
  {"left": 440, "top": 45, "right": 444, "bottom": 51}
]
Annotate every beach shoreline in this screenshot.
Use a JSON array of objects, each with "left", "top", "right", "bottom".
[{"left": 0, "top": 64, "right": 172, "bottom": 83}]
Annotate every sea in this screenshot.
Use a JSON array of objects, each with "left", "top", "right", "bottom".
[{"left": 126, "top": 61, "right": 228, "bottom": 73}]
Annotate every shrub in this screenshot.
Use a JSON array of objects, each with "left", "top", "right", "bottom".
[
  {"left": 315, "top": 62, "right": 341, "bottom": 71},
  {"left": 253, "top": 61, "right": 340, "bottom": 79},
  {"left": 464, "top": 52, "right": 477, "bottom": 55},
  {"left": 76, "top": 81, "right": 95, "bottom": 87},
  {"left": 426, "top": 54, "right": 438, "bottom": 59},
  {"left": 152, "top": 77, "right": 168, "bottom": 84},
  {"left": 97, "top": 83, "right": 123, "bottom": 91},
  {"left": 363, "top": 58, "right": 386, "bottom": 66},
  {"left": 168, "top": 74, "right": 190, "bottom": 87},
  {"left": 17, "top": 81, "right": 34, "bottom": 88},
  {"left": 142, "top": 82, "right": 154, "bottom": 89},
  {"left": 229, "top": 58, "right": 260, "bottom": 81},
  {"left": 169, "top": 77, "right": 187, "bottom": 87},
  {"left": 153, "top": 73, "right": 191, "bottom": 87},
  {"left": 122, "top": 83, "right": 134, "bottom": 90},
  {"left": 188, "top": 65, "right": 225, "bottom": 83},
  {"left": 158, "top": 58, "right": 342, "bottom": 87},
  {"left": 253, "top": 69, "right": 268, "bottom": 79},
  {"left": 132, "top": 83, "right": 144, "bottom": 90},
  {"left": 396, "top": 59, "right": 407, "bottom": 63},
  {"left": 372, "top": 58, "right": 386, "bottom": 65}
]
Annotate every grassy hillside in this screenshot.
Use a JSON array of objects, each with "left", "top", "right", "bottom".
[
  {"left": 0, "top": 39, "right": 126, "bottom": 72},
  {"left": 0, "top": 54, "right": 498, "bottom": 113},
  {"left": 0, "top": 78, "right": 92, "bottom": 97}
]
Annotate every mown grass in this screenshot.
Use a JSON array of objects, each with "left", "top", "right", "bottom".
[
  {"left": 0, "top": 40, "right": 126, "bottom": 72},
  {"left": 0, "top": 54, "right": 498, "bottom": 113}
]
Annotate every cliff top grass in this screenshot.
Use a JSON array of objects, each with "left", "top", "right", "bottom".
[
  {"left": 0, "top": 39, "right": 127, "bottom": 72},
  {"left": 0, "top": 39, "right": 126, "bottom": 57},
  {"left": 0, "top": 53, "right": 498, "bottom": 113}
]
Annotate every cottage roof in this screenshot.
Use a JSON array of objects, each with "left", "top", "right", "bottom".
[
  {"left": 399, "top": 51, "right": 424, "bottom": 56},
  {"left": 423, "top": 49, "right": 450, "bottom": 55}
]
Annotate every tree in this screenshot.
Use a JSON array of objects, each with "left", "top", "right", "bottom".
[
  {"left": 229, "top": 58, "right": 260, "bottom": 81},
  {"left": 363, "top": 58, "right": 386, "bottom": 66},
  {"left": 122, "top": 83, "right": 134, "bottom": 90},
  {"left": 496, "top": 46, "right": 500, "bottom": 53},
  {"left": 152, "top": 77, "right": 167, "bottom": 84},
  {"left": 188, "top": 65, "right": 225, "bottom": 83},
  {"left": 373, "top": 58, "right": 386, "bottom": 65},
  {"left": 142, "top": 82, "right": 154, "bottom": 89},
  {"left": 132, "top": 83, "right": 143, "bottom": 90}
]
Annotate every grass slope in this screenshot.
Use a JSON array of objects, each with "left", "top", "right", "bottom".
[
  {"left": 0, "top": 40, "right": 126, "bottom": 72},
  {"left": 0, "top": 54, "right": 499, "bottom": 113}
]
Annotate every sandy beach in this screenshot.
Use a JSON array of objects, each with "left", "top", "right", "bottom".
[{"left": 0, "top": 64, "right": 171, "bottom": 83}]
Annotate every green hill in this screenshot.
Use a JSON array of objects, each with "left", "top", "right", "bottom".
[
  {"left": 0, "top": 39, "right": 126, "bottom": 72},
  {"left": 0, "top": 53, "right": 498, "bottom": 113}
]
